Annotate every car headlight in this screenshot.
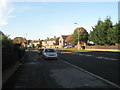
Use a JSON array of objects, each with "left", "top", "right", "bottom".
[{"left": 55, "top": 54, "right": 58, "bottom": 57}]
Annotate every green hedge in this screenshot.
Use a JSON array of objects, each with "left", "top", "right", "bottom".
[{"left": 2, "top": 35, "right": 25, "bottom": 71}]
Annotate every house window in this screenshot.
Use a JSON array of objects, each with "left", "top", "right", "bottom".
[{"left": 60, "top": 40, "right": 61, "bottom": 43}]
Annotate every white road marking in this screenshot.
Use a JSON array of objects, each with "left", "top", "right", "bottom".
[
  {"left": 85, "top": 54, "right": 93, "bottom": 56},
  {"left": 96, "top": 57, "right": 104, "bottom": 59},
  {"left": 68, "top": 52, "right": 118, "bottom": 61},
  {"left": 103, "top": 57, "right": 118, "bottom": 61},
  {"left": 78, "top": 54, "right": 84, "bottom": 56},
  {"left": 59, "top": 59, "right": 120, "bottom": 88},
  {"left": 96, "top": 57, "right": 118, "bottom": 61}
]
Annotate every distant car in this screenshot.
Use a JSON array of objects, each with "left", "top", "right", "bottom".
[
  {"left": 42, "top": 48, "right": 58, "bottom": 60},
  {"left": 38, "top": 48, "right": 44, "bottom": 54},
  {"left": 64, "top": 45, "right": 73, "bottom": 49}
]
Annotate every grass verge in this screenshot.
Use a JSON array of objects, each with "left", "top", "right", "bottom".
[{"left": 61, "top": 48, "right": 120, "bottom": 54}]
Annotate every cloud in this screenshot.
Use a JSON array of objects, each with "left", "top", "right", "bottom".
[
  {"left": 0, "top": 21, "right": 8, "bottom": 26},
  {"left": 0, "top": 0, "right": 15, "bottom": 26},
  {"left": 15, "top": 4, "right": 43, "bottom": 14}
]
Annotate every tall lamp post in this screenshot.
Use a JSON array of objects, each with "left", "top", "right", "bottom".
[
  {"left": 25, "top": 33, "right": 28, "bottom": 50},
  {"left": 74, "top": 23, "right": 80, "bottom": 50}
]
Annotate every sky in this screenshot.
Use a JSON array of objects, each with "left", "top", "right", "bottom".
[{"left": 0, "top": 0, "right": 119, "bottom": 40}]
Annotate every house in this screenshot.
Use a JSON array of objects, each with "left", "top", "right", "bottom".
[
  {"left": 41, "top": 35, "right": 68, "bottom": 48},
  {"left": 59, "top": 35, "right": 68, "bottom": 48},
  {"left": 21, "top": 42, "right": 27, "bottom": 47},
  {"left": 32, "top": 40, "right": 40, "bottom": 47},
  {"left": 0, "top": 30, "right": 5, "bottom": 36},
  {"left": 42, "top": 37, "right": 59, "bottom": 47}
]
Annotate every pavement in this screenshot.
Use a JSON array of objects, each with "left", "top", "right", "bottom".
[{"left": 50, "top": 65, "right": 114, "bottom": 88}]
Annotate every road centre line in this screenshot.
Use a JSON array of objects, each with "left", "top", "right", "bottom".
[
  {"left": 59, "top": 59, "right": 120, "bottom": 88},
  {"left": 85, "top": 55, "right": 93, "bottom": 56},
  {"left": 96, "top": 57, "right": 118, "bottom": 61},
  {"left": 67, "top": 52, "right": 118, "bottom": 61}
]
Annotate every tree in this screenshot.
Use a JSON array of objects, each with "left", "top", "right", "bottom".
[
  {"left": 114, "top": 21, "right": 120, "bottom": 43},
  {"left": 72, "top": 27, "right": 88, "bottom": 44},
  {"left": 12, "top": 37, "right": 27, "bottom": 44},
  {"left": 107, "top": 21, "right": 120, "bottom": 44},
  {"left": 89, "top": 17, "right": 114, "bottom": 45},
  {"left": 66, "top": 34, "right": 73, "bottom": 44},
  {"left": 1, "top": 32, "right": 26, "bottom": 71},
  {"left": 2, "top": 34, "right": 13, "bottom": 48}
]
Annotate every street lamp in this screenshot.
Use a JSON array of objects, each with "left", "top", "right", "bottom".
[
  {"left": 74, "top": 23, "right": 80, "bottom": 50},
  {"left": 25, "top": 33, "right": 28, "bottom": 50}
]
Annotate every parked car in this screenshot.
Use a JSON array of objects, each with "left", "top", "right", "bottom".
[
  {"left": 42, "top": 48, "right": 58, "bottom": 60},
  {"left": 37, "top": 48, "right": 44, "bottom": 54},
  {"left": 64, "top": 45, "right": 73, "bottom": 49}
]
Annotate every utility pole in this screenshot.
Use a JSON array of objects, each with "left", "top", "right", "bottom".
[
  {"left": 74, "top": 23, "right": 80, "bottom": 50},
  {"left": 25, "top": 33, "right": 28, "bottom": 50}
]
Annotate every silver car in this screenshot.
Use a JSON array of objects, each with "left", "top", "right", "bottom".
[
  {"left": 64, "top": 45, "right": 73, "bottom": 49},
  {"left": 42, "top": 48, "right": 58, "bottom": 60},
  {"left": 37, "top": 48, "right": 44, "bottom": 54}
]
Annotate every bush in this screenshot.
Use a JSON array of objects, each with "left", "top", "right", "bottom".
[
  {"left": 2, "top": 35, "right": 25, "bottom": 71},
  {"left": 35, "top": 44, "right": 40, "bottom": 49}
]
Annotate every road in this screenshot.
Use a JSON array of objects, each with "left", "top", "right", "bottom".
[
  {"left": 2, "top": 50, "right": 120, "bottom": 89},
  {"left": 58, "top": 50, "right": 120, "bottom": 86}
]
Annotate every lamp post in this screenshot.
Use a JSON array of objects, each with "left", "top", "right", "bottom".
[
  {"left": 74, "top": 23, "right": 80, "bottom": 50},
  {"left": 25, "top": 33, "right": 28, "bottom": 50}
]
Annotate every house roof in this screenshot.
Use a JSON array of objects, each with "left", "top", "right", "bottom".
[
  {"left": 0, "top": 31, "right": 5, "bottom": 36},
  {"left": 61, "top": 35, "right": 68, "bottom": 39},
  {"left": 43, "top": 37, "right": 60, "bottom": 41},
  {"left": 32, "top": 40, "right": 40, "bottom": 43}
]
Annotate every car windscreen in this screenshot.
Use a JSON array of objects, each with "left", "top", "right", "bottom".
[
  {"left": 45, "top": 49, "right": 55, "bottom": 52},
  {"left": 38, "top": 49, "right": 42, "bottom": 51}
]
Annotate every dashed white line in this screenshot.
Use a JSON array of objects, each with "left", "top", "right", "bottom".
[
  {"left": 78, "top": 54, "right": 84, "bottom": 56},
  {"left": 85, "top": 55, "right": 93, "bottom": 57},
  {"left": 96, "top": 57, "right": 118, "bottom": 61},
  {"left": 67, "top": 52, "right": 118, "bottom": 61},
  {"left": 96, "top": 57, "right": 104, "bottom": 59},
  {"left": 103, "top": 57, "right": 118, "bottom": 61}
]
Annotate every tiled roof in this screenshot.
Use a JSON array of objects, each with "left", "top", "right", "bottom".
[
  {"left": 61, "top": 35, "right": 68, "bottom": 39},
  {"left": 43, "top": 37, "right": 60, "bottom": 41}
]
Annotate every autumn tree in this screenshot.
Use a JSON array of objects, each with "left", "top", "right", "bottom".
[
  {"left": 72, "top": 27, "right": 88, "bottom": 44},
  {"left": 12, "top": 37, "right": 27, "bottom": 44},
  {"left": 66, "top": 34, "right": 73, "bottom": 44}
]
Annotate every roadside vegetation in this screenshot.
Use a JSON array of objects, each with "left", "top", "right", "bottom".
[
  {"left": 1, "top": 17, "right": 119, "bottom": 71},
  {"left": 66, "top": 27, "right": 88, "bottom": 45},
  {"left": 1, "top": 34, "right": 26, "bottom": 71},
  {"left": 89, "top": 17, "right": 120, "bottom": 45},
  {"left": 66, "top": 17, "right": 120, "bottom": 46},
  {"left": 63, "top": 48, "right": 91, "bottom": 52},
  {"left": 62, "top": 47, "right": 120, "bottom": 54}
]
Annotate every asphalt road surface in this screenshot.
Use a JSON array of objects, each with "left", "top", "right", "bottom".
[
  {"left": 2, "top": 50, "right": 120, "bottom": 89},
  {"left": 58, "top": 50, "right": 120, "bottom": 86}
]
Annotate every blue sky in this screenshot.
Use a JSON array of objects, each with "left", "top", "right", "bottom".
[{"left": 1, "top": 2, "right": 118, "bottom": 40}]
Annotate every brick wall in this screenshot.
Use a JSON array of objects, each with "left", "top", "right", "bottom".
[
  {"left": 86, "top": 45, "right": 120, "bottom": 49},
  {"left": 85, "top": 44, "right": 120, "bottom": 52}
]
